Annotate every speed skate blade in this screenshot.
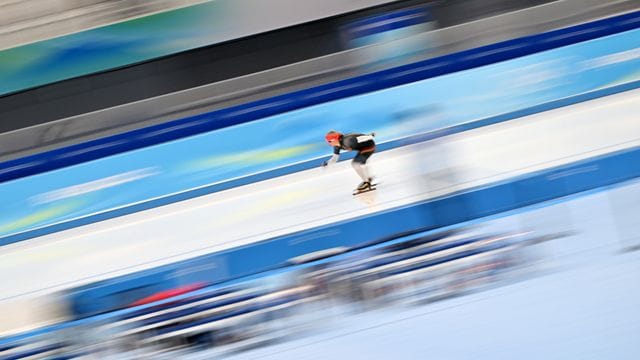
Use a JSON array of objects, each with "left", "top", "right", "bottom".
[{"left": 353, "top": 186, "right": 377, "bottom": 195}]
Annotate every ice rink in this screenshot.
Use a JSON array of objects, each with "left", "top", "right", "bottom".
[{"left": 0, "top": 89, "right": 638, "bottom": 323}]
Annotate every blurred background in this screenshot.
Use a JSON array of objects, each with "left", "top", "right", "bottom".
[{"left": 0, "top": 0, "right": 639, "bottom": 359}]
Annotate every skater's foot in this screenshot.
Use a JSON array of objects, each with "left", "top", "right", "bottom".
[
  {"left": 353, "top": 181, "right": 377, "bottom": 195},
  {"left": 357, "top": 181, "right": 371, "bottom": 191}
]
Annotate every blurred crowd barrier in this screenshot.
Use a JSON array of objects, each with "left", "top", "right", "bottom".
[{"left": 0, "top": 228, "right": 541, "bottom": 359}]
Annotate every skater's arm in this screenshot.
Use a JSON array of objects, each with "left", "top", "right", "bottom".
[
  {"left": 323, "top": 153, "right": 340, "bottom": 167},
  {"left": 328, "top": 146, "right": 341, "bottom": 165},
  {"left": 322, "top": 146, "right": 341, "bottom": 167}
]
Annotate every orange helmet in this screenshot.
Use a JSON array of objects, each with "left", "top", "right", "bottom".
[{"left": 325, "top": 131, "right": 342, "bottom": 143}]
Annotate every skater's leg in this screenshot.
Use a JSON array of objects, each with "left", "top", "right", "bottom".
[
  {"left": 352, "top": 161, "right": 370, "bottom": 182},
  {"left": 352, "top": 152, "right": 375, "bottom": 192},
  {"left": 352, "top": 151, "right": 374, "bottom": 183}
]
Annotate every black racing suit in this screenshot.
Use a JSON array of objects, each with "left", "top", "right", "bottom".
[{"left": 334, "top": 133, "right": 376, "bottom": 164}]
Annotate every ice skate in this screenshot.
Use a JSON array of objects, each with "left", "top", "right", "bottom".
[{"left": 353, "top": 181, "right": 376, "bottom": 195}]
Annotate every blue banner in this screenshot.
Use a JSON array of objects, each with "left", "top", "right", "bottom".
[{"left": 0, "top": 29, "right": 639, "bottom": 241}]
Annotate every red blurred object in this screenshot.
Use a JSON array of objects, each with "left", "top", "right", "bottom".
[{"left": 130, "top": 282, "right": 207, "bottom": 307}]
